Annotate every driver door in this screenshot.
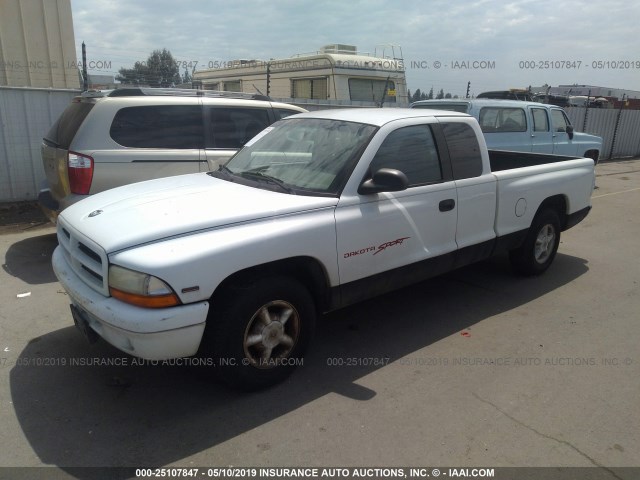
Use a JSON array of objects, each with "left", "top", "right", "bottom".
[{"left": 335, "top": 123, "right": 458, "bottom": 295}]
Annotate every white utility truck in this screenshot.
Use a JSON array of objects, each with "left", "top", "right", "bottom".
[{"left": 52, "top": 108, "right": 595, "bottom": 389}]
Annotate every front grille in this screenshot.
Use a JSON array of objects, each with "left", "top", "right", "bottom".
[
  {"left": 78, "top": 242, "right": 102, "bottom": 264},
  {"left": 57, "top": 218, "right": 109, "bottom": 296}
]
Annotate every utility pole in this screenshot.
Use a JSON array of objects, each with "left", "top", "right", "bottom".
[
  {"left": 81, "top": 42, "right": 88, "bottom": 91},
  {"left": 266, "top": 62, "right": 271, "bottom": 96},
  {"left": 466, "top": 81, "right": 471, "bottom": 99}
]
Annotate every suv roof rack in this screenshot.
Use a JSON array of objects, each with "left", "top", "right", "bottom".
[{"left": 81, "top": 88, "right": 271, "bottom": 101}]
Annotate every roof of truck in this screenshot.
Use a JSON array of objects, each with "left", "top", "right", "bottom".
[{"left": 291, "top": 107, "right": 471, "bottom": 126}]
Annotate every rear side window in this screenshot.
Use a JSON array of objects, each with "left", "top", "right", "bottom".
[
  {"left": 207, "top": 107, "right": 271, "bottom": 149},
  {"left": 478, "top": 107, "right": 527, "bottom": 132},
  {"left": 369, "top": 125, "right": 442, "bottom": 186},
  {"left": 440, "top": 122, "right": 483, "bottom": 180},
  {"left": 531, "top": 108, "right": 549, "bottom": 132},
  {"left": 110, "top": 105, "right": 204, "bottom": 148},
  {"left": 44, "top": 101, "right": 94, "bottom": 148}
]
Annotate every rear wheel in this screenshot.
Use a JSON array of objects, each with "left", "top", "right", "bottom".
[
  {"left": 510, "top": 209, "right": 561, "bottom": 276},
  {"left": 200, "top": 276, "right": 315, "bottom": 390}
]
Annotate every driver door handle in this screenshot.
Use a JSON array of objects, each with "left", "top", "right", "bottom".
[{"left": 439, "top": 199, "right": 456, "bottom": 212}]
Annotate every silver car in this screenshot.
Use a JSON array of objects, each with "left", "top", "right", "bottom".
[{"left": 39, "top": 88, "right": 306, "bottom": 222}]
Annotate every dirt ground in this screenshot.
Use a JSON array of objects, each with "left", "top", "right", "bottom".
[{"left": 0, "top": 202, "right": 52, "bottom": 234}]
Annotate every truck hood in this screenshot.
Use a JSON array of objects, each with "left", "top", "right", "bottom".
[{"left": 59, "top": 173, "right": 338, "bottom": 253}]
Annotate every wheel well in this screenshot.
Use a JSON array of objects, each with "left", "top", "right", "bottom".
[
  {"left": 211, "top": 257, "right": 332, "bottom": 312},
  {"left": 584, "top": 150, "right": 599, "bottom": 164},
  {"left": 537, "top": 195, "right": 568, "bottom": 230}
]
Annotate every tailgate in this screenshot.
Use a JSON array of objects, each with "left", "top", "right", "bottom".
[
  {"left": 41, "top": 99, "right": 95, "bottom": 202},
  {"left": 41, "top": 142, "right": 69, "bottom": 201}
]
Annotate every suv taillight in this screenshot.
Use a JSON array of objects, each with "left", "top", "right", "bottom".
[{"left": 68, "top": 152, "right": 94, "bottom": 194}]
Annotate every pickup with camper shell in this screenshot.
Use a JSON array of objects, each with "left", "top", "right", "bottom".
[
  {"left": 52, "top": 108, "right": 595, "bottom": 389},
  {"left": 410, "top": 99, "right": 602, "bottom": 163}
]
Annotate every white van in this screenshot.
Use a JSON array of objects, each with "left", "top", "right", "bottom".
[
  {"left": 39, "top": 88, "right": 306, "bottom": 221},
  {"left": 410, "top": 99, "right": 602, "bottom": 163}
]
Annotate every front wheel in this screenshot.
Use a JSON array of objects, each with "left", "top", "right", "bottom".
[
  {"left": 200, "top": 276, "right": 316, "bottom": 390},
  {"left": 509, "top": 209, "right": 561, "bottom": 276}
]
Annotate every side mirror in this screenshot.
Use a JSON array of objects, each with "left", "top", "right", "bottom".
[
  {"left": 566, "top": 124, "right": 574, "bottom": 139},
  {"left": 358, "top": 168, "right": 409, "bottom": 195}
]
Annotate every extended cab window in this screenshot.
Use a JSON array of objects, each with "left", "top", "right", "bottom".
[
  {"left": 440, "top": 122, "right": 483, "bottom": 179},
  {"left": 369, "top": 125, "right": 441, "bottom": 186},
  {"left": 110, "top": 105, "right": 204, "bottom": 148},
  {"left": 531, "top": 108, "right": 550, "bottom": 132},
  {"left": 208, "top": 107, "right": 271, "bottom": 149},
  {"left": 550, "top": 109, "right": 570, "bottom": 132},
  {"left": 478, "top": 107, "right": 527, "bottom": 132}
]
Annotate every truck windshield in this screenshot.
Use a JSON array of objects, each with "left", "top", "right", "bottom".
[{"left": 222, "top": 118, "right": 377, "bottom": 196}]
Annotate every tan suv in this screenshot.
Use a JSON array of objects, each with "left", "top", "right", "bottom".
[{"left": 39, "top": 88, "right": 306, "bottom": 221}]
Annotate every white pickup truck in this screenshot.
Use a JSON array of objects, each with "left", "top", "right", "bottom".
[{"left": 52, "top": 108, "right": 595, "bottom": 389}]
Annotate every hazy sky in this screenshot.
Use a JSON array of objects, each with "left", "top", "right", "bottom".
[{"left": 71, "top": 0, "right": 640, "bottom": 97}]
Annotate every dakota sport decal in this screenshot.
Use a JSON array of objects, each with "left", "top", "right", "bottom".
[{"left": 343, "top": 237, "right": 410, "bottom": 259}]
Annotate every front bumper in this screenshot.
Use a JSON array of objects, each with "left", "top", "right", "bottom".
[{"left": 52, "top": 246, "right": 209, "bottom": 360}]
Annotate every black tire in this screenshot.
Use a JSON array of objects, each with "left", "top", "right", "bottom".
[
  {"left": 585, "top": 150, "right": 599, "bottom": 166},
  {"left": 509, "top": 209, "right": 561, "bottom": 276},
  {"left": 200, "top": 276, "right": 315, "bottom": 390}
]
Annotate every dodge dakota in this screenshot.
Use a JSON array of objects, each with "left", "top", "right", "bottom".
[{"left": 52, "top": 108, "right": 595, "bottom": 389}]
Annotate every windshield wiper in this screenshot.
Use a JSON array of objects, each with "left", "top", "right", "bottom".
[
  {"left": 208, "top": 164, "right": 233, "bottom": 178},
  {"left": 237, "top": 170, "right": 295, "bottom": 194}
]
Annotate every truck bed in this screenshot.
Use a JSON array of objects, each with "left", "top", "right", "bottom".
[{"left": 489, "top": 150, "right": 583, "bottom": 172}]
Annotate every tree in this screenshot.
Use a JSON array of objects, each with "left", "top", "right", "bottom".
[
  {"left": 412, "top": 88, "right": 422, "bottom": 103},
  {"left": 436, "top": 88, "right": 445, "bottom": 99},
  {"left": 116, "top": 49, "right": 181, "bottom": 87},
  {"left": 445, "top": 93, "right": 452, "bottom": 99},
  {"left": 427, "top": 87, "right": 434, "bottom": 99}
]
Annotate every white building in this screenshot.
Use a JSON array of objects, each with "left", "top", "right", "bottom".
[
  {"left": 193, "top": 44, "right": 408, "bottom": 105},
  {"left": 0, "top": 0, "right": 79, "bottom": 89}
]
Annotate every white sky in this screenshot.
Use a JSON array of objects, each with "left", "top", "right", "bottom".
[{"left": 71, "top": 0, "right": 640, "bottom": 98}]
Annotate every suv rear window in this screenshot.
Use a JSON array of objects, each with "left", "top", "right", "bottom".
[
  {"left": 110, "top": 105, "right": 204, "bottom": 148},
  {"left": 44, "top": 101, "right": 94, "bottom": 149},
  {"left": 276, "top": 108, "right": 302, "bottom": 120},
  {"left": 207, "top": 107, "right": 271, "bottom": 149}
]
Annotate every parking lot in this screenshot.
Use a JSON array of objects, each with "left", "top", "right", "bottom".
[{"left": 0, "top": 159, "right": 638, "bottom": 476}]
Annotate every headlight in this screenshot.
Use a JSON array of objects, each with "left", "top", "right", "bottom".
[{"left": 108, "top": 265, "right": 181, "bottom": 308}]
